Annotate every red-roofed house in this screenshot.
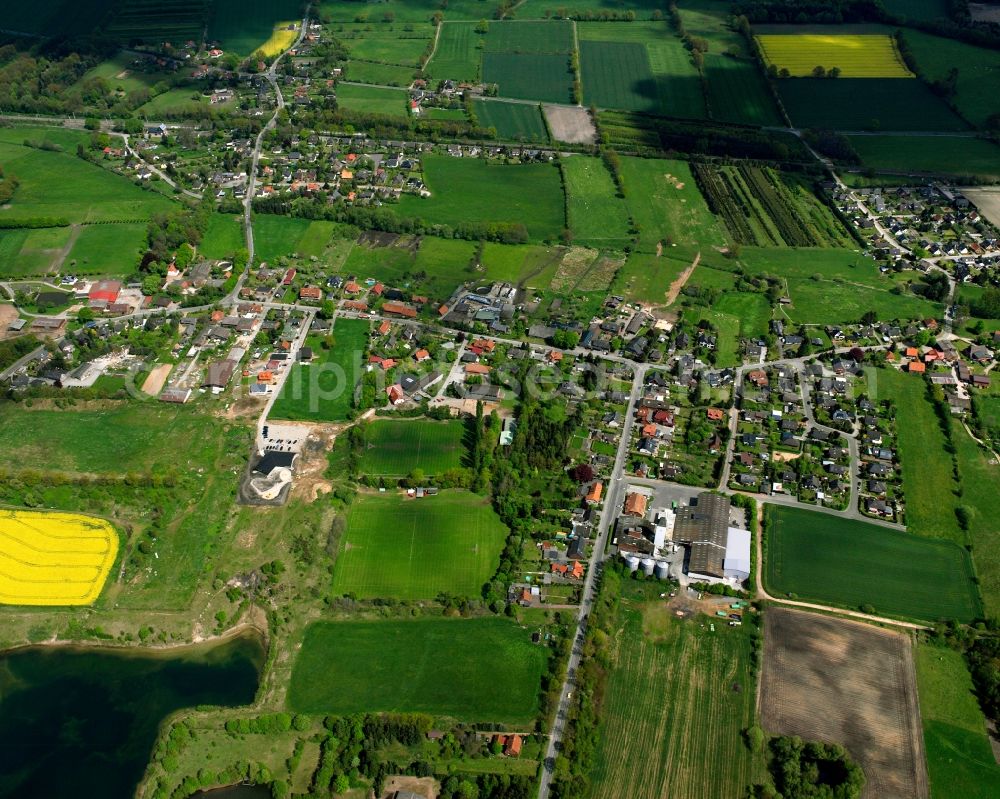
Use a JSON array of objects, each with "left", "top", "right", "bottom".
[
  {"left": 371, "top": 282, "right": 384, "bottom": 296},
  {"left": 706, "top": 407, "right": 725, "bottom": 421},
  {"left": 505, "top": 734, "right": 523, "bottom": 757},
  {"left": 414, "top": 349, "right": 430, "bottom": 362},
  {"left": 344, "top": 281, "right": 361, "bottom": 294},
  {"left": 382, "top": 301, "right": 418, "bottom": 318},
  {"left": 89, "top": 280, "right": 121, "bottom": 304},
  {"left": 386, "top": 384, "right": 404, "bottom": 405},
  {"left": 378, "top": 320, "right": 391, "bottom": 335},
  {"left": 438, "top": 304, "right": 449, "bottom": 316},
  {"left": 299, "top": 286, "right": 323, "bottom": 301},
  {"left": 282, "top": 268, "right": 296, "bottom": 286},
  {"left": 908, "top": 360, "right": 926, "bottom": 373},
  {"left": 465, "top": 363, "right": 491, "bottom": 376},
  {"left": 343, "top": 300, "right": 368, "bottom": 312}
]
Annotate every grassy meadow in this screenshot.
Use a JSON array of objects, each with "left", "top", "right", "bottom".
[
  {"left": 288, "top": 617, "right": 546, "bottom": 723},
  {"left": 472, "top": 100, "right": 549, "bottom": 143},
  {"left": 764, "top": 505, "right": 981, "bottom": 623},
  {"left": 562, "top": 156, "right": 632, "bottom": 249},
  {"left": 847, "top": 135, "right": 1000, "bottom": 180},
  {"left": 356, "top": 419, "right": 468, "bottom": 476},
  {"left": 331, "top": 490, "right": 507, "bottom": 600}
]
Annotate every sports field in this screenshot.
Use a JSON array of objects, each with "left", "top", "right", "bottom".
[
  {"left": 848, "top": 135, "right": 1000, "bottom": 180},
  {"left": 396, "top": 155, "right": 565, "bottom": 241},
  {"left": 0, "top": 509, "right": 118, "bottom": 606},
  {"left": 357, "top": 419, "right": 468, "bottom": 476},
  {"left": 764, "top": 505, "right": 982, "bottom": 622},
  {"left": 561, "top": 156, "right": 632, "bottom": 248},
  {"left": 590, "top": 598, "right": 762, "bottom": 798},
  {"left": 331, "top": 490, "right": 507, "bottom": 599},
  {"left": 269, "top": 319, "right": 368, "bottom": 422},
  {"left": 915, "top": 644, "right": 1000, "bottom": 799},
  {"left": 288, "top": 617, "right": 546, "bottom": 724},
  {"left": 472, "top": 100, "right": 549, "bottom": 142},
  {"left": 757, "top": 33, "right": 913, "bottom": 78}
]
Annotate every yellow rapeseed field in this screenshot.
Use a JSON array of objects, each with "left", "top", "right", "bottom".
[
  {"left": 756, "top": 34, "right": 914, "bottom": 78},
  {"left": 255, "top": 22, "right": 298, "bottom": 58},
  {"left": 0, "top": 508, "right": 118, "bottom": 606}
]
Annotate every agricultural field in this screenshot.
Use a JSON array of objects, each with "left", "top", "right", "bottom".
[
  {"left": 249, "top": 215, "right": 316, "bottom": 262},
  {"left": 589, "top": 592, "right": 762, "bottom": 798},
  {"left": 0, "top": 509, "right": 118, "bottom": 606},
  {"left": 578, "top": 23, "right": 706, "bottom": 118},
  {"left": 64, "top": 223, "right": 147, "bottom": 277},
  {"left": 287, "top": 617, "right": 546, "bottom": 724},
  {"left": 847, "top": 135, "right": 1000, "bottom": 180},
  {"left": 915, "top": 644, "right": 1000, "bottom": 799},
  {"left": 199, "top": 213, "right": 244, "bottom": 259},
  {"left": 207, "top": 0, "right": 302, "bottom": 55},
  {"left": 0, "top": 128, "right": 175, "bottom": 224},
  {"left": 611, "top": 251, "right": 690, "bottom": 305},
  {"left": 269, "top": 319, "right": 368, "bottom": 422},
  {"left": 901, "top": 30, "right": 1000, "bottom": 128},
  {"left": 425, "top": 21, "right": 481, "bottom": 82},
  {"left": 484, "top": 20, "right": 573, "bottom": 53},
  {"left": 472, "top": 100, "right": 549, "bottom": 143},
  {"left": 561, "top": 156, "right": 632, "bottom": 249},
  {"left": 330, "top": 490, "right": 507, "bottom": 600},
  {"left": 319, "top": 0, "right": 494, "bottom": 22},
  {"left": 254, "top": 22, "right": 299, "bottom": 58},
  {"left": 3, "top": 0, "right": 117, "bottom": 38},
  {"left": 756, "top": 33, "right": 913, "bottom": 78},
  {"left": 335, "top": 83, "right": 409, "bottom": 117},
  {"left": 692, "top": 164, "right": 852, "bottom": 248},
  {"left": 764, "top": 505, "right": 981, "bottom": 622},
  {"left": 483, "top": 53, "right": 575, "bottom": 104},
  {"left": 760, "top": 608, "right": 927, "bottom": 798},
  {"left": 355, "top": 419, "right": 468, "bottom": 476},
  {"left": 344, "top": 60, "right": 415, "bottom": 86},
  {"left": 0, "top": 226, "right": 73, "bottom": 278},
  {"left": 739, "top": 247, "right": 941, "bottom": 325},
  {"left": 396, "top": 155, "right": 565, "bottom": 241},
  {"left": 108, "top": 0, "right": 208, "bottom": 45},
  {"left": 619, "top": 156, "right": 725, "bottom": 252}
]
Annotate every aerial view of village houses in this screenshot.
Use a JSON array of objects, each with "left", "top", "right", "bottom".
[{"left": 2, "top": 0, "right": 1000, "bottom": 797}]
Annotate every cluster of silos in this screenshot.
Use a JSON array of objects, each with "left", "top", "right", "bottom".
[{"left": 622, "top": 552, "right": 671, "bottom": 580}]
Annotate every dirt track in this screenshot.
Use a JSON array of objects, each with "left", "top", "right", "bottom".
[
  {"left": 759, "top": 608, "right": 928, "bottom": 799},
  {"left": 664, "top": 252, "right": 700, "bottom": 306}
]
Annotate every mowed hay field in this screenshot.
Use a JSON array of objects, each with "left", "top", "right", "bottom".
[
  {"left": 356, "top": 419, "right": 468, "bottom": 476},
  {"left": 561, "top": 156, "right": 632, "bottom": 248},
  {"left": 288, "top": 617, "right": 546, "bottom": 724},
  {"left": 0, "top": 509, "right": 118, "bottom": 606},
  {"left": 764, "top": 505, "right": 981, "bottom": 622},
  {"left": 756, "top": 33, "right": 913, "bottom": 77},
  {"left": 331, "top": 490, "right": 507, "bottom": 600},
  {"left": 915, "top": 644, "right": 1000, "bottom": 799},
  {"left": 472, "top": 100, "right": 549, "bottom": 143},
  {"left": 760, "top": 608, "right": 927, "bottom": 799},
  {"left": 590, "top": 594, "right": 762, "bottom": 798}
]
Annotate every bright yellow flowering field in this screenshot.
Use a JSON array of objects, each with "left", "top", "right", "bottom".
[
  {"left": 0, "top": 508, "right": 118, "bottom": 606},
  {"left": 255, "top": 23, "right": 298, "bottom": 58},
  {"left": 756, "top": 34, "right": 914, "bottom": 78}
]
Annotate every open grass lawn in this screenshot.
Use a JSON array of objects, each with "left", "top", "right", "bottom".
[
  {"left": 65, "top": 223, "right": 146, "bottom": 277},
  {"left": 611, "top": 251, "right": 689, "bottom": 305},
  {"left": 357, "top": 419, "right": 468, "bottom": 476},
  {"left": 739, "top": 247, "right": 941, "bottom": 324},
  {"left": 396, "top": 155, "right": 565, "bottom": 241},
  {"left": 915, "top": 644, "right": 1000, "bottom": 799},
  {"left": 902, "top": 30, "right": 1000, "bottom": 129},
  {"left": 338, "top": 25, "right": 434, "bottom": 65},
  {"left": 472, "top": 100, "right": 549, "bottom": 143},
  {"left": 139, "top": 88, "right": 209, "bottom": 115},
  {"left": 481, "top": 242, "right": 565, "bottom": 287},
  {"left": 847, "top": 135, "right": 1000, "bottom": 181},
  {"left": 483, "top": 53, "right": 574, "bottom": 104},
  {"left": 562, "top": 156, "right": 631, "bottom": 248},
  {"left": 207, "top": 0, "right": 301, "bottom": 54},
  {"left": 269, "top": 319, "right": 368, "bottom": 422},
  {"left": 0, "top": 227, "right": 73, "bottom": 278},
  {"left": 288, "top": 616, "right": 546, "bottom": 724},
  {"left": 715, "top": 291, "right": 770, "bottom": 337},
  {"left": 0, "top": 129, "right": 174, "bottom": 224},
  {"left": 590, "top": 592, "right": 762, "bottom": 798},
  {"left": 764, "top": 505, "right": 981, "bottom": 622},
  {"left": 331, "top": 490, "right": 507, "bottom": 599},
  {"left": 335, "top": 83, "right": 409, "bottom": 117},
  {"left": 952, "top": 423, "right": 1000, "bottom": 619},
  {"left": 251, "top": 215, "right": 313, "bottom": 263},
  {"left": 426, "top": 21, "right": 481, "bottom": 81},
  {"left": 878, "top": 368, "right": 964, "bottom": 542},
  {"left": 777, "top": 78, "right": 968, "bottom": 132},
  {"left": 199, "top": 213, "right": 245, "bottom": 259},
  {"left": 620, "top": 157, "right": 725, "bottom": 252}
]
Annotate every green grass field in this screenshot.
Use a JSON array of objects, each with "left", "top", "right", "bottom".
[
  {"left": 902, "top": 30, "right": 1000, "bottom": 129},
  {"left": 703, "top": 54, "right": 783, "bottom": 126},
  {"left": 199, "top": 214, "right": 244, "bottom": 259},
  {"left": 847, "top": 135, "right": 1000, "bottom": 180},
  {"left": 344, "top": 60, "right": 415, "bottom": 86},
  {"left": 611, "top": 251, "right": 689, "bottom": 305},
  {"left": 0, "top": 226, "right": 74, "bottom": 278},
  {"left": 915, "top": 644, "right": 1000, "bottom": 799},
  {"left": 288, "top": 617, "right": 546, "bottom": 724},
  {"left": 357, "top": 419, "right": 468, "bottom": 476},
  {"left": 269, "top": 319, "right": 368, "bottom": 422},
  {"left": 335, "top": 82, "right": 409, "bottom": 117},
  {"left": 483, "top": 53, "right": 575, "bottom": 104},
  {"left": 320, "top": 0, "right": 494, "bottom": 22},
  {"left": 764, "top": 505, "right": 981, "bottom": 622},
  {"left": 0, "top": 128, "right": 174, "bottom": 224},
  {"left": 250, "top": 215, "right": 314, "bottom": 262},
  {"left": 138, "top": 88, "right": 210, "bottom": 115},
  {"left": 340, "top": 25, "right": 433, "bottom": 65},
  {"left": 65, "top": 223, "right": 147, "bottom": 277},
  {"left": 878, "top": 368, "right": 963, "bottom": 542},
  {"left": 331, "top": 490, "right": 507, "bottom": 599},
  {"left": 620, "top": 156, "right": 726, "bottom": 252},
  {"left": 207, "top": 0, "right": 301, "bottom": 55},
  {"left": 562, "top": 156, "right": 632, "bottom": 248},
  {"left": 590, "top": 595, "right": 763, "bottom": 798},
  {"left": 580, "top": 40, "right": 658, "bottom": 112},
  {"left": 472, "top": 100, "right": 549, "bottom": 143},
  {"left": 686, "top": 306, "right": 741, "bottom": 366},
  {"left": 715, "top": 291, "right": 771, "bottom": 336},
  {"left": 777, "top": 78, "right": 968, "bottom": 132},
  {"left": 397, "top": 155, "right": 565, "bottom": 241},
  {"left": 426, "top": 21, "right": 481, "bottom": 81},
  {"left": 485, "top": 20, "right": 573, "bottom": 53}
]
